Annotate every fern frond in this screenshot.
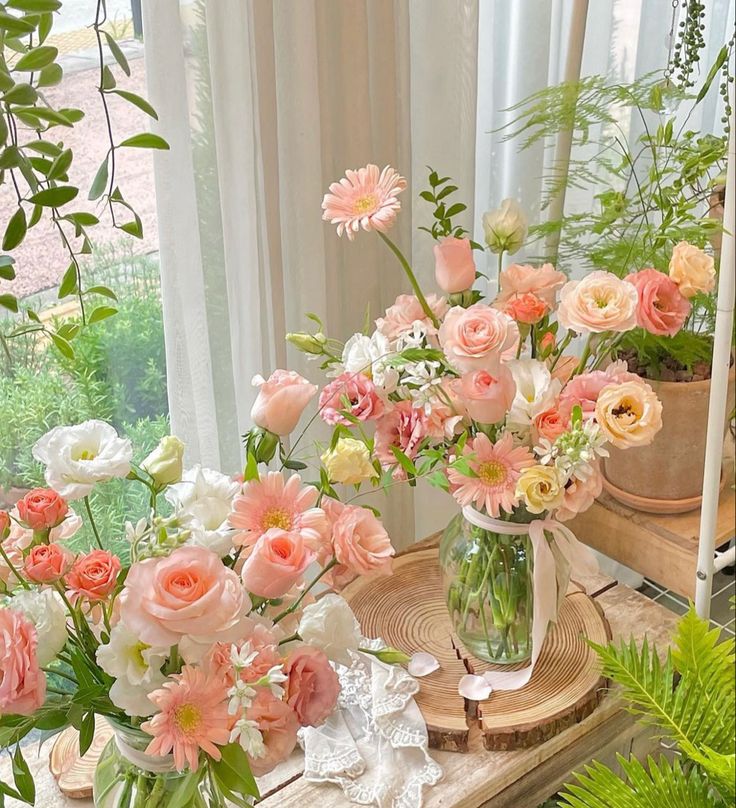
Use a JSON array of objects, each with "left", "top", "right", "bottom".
[
  {"left": 680, "top": 742, "right": 736, "bottom": 804},
  {"left": 557, "top": 754, "right": 725, "bottom": 808}
]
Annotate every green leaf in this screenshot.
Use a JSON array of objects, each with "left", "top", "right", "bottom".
[
  {"left": 28, "top": 203, "right": 42, "bottom": 227},
  {"left": 2, "top": 82, "right": 37, "bottom": 105},
  {"left": 696, "top": 46, "right": 729, "bottom": 104},
  {"left": 78, "top": 711, "right": 95, "bottom": 756},
  {"left": 50, "top": 332, "right": 73, "bottom": 359},
  {"left": 57, "top": 263, "right": 78, "bottom": 298},
  {"left": 56, "top": 322, "right": 80, "bottom": 341},
  {"left": 0, "top": 145, "right": 21, "bottom": 169},
  {"left": 101, "top": 64, "right": 116, "bottom": 90},
  {"left": 29, "top": 185, "right": 78, "bottom": 207},
  {"left": 88, "top": 154, "right": 109, "bottom": 200},
  {"left": 14, "top": 45, "right": 57, "bottom": 71},
  {"left": 14, "top": 106, "right": 71, "bottom": 127},
  {"left": 119, "top": 214, "right": 143, "bottom": 238},
  {"left": 37, "top": 62, "right": 62, "bottom": 87},
  {"left": 0, "top": 12, "right": 36, "bottom": 35},
  {"left": 7, "top": 0, "right": 62, "bottom": 10},
  {"left": 0, "top": 255, "right": 15, "bottom": 280},
  {"left": 390, "top": 446, "right": 417, "bottom": 477},
  {"left": 243, "top": 452, "right": 259, "bottom": 482},
  {"left": 111, "top": 89, "right": 159, "bottom": 119},
  {"left": 65, "top": 211, "right": 99, "bottom": 226},
  {"left": 11, "top": 746, "right": 34, "bottom": 804},
  {"left": 103, "top": 31, "right": 130, "bottom": 76},
  {"left": 47, "top": 148, "right": 72, "bottom": 181},
  {"left": 88, "top": 305, "right": 118, "bottom": 324},
  {"left": 25, "top": 139, "right": 61, "bottom": 156},
  {"left": 37, "top": 10, "right": 53, "bottom": 42},
  {"left": 3, "top": 206, "right": 26, "bottom": 250},
  {"left": 166, "top": 772, "right": 201, "bottom": 808},
  {"left": 445, "top": 202, "right": 466, "bottom": 218},
  {"left": 119, "top": 132, "right": 170, "bottom": 150},
  {"left": 210, "top": 743, "right": 260, "bottom": 799},
  {"left": 86, "top": 285, "right": 117, "bottom": 301},
  {"left": 58, "top": 107, "right": 84, "bottom": 123}
]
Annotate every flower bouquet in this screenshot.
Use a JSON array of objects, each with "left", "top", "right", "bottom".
[
  {"left": 0, "top": 415, "right": 399, "bottom": 806},
  {"left": 285, "top": 164, "right": 667, "bottom": 672}
]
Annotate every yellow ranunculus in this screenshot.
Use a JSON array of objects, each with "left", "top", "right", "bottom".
[
  {"left": 321, "top": 438, "right": 376, "bottom": 485},
  {"left": 595, "top": 379, "right": 663, "bottom": 449},
  {"left": 515, "top": 465, "right": 566, "bottom": 514}
]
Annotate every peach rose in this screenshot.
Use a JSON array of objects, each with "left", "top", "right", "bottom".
[
  {"left": 66, "top": 550, "right": 121, "bottom": 601},
  {"left": 0, "top": 608, "right": 46, "bottom": 715},
  {"left": 251, "top": 370, "right": 318, "bottom": 436},
  {"left": 532, "top": 404, "right": 570, "bottom": 443},
  {"left": 246, "top": 690, "right": 299, "bottom": 776},
  {"left": 318, "top": 372, "right": 384, "bottom": 426},
  {"left": 557, "top": 271, "right": 638, "bottom": 333},
  {"left": 323, "top": 498, "right": 393, "bottom": 578},
  {"left": 0, "top": 510, "right": 9, "bottom": 540},
  {"left": 556, "top": 464, "right": 603, "bottom": 522},
  {"left": 595, "top": 379, "right": 663, "bottom": 449},
  {"left": 120, "top": 545, "right": 250, "bottom": 651},
  {"left": 626, "top": 268, "right": 691, "bottom": 337},
  {"left": 16, "top": 488, "right": 68, "bottom": 531},
  {"left": 434, "top": 237, "right": 476, "bottom": 294},
  {"left": 453, "top": 366, "right": 516, "bottom": 425},
  {"left": 285, "top": 645, "right": 340, "bottom": 727},
  {"left": 240, "top": 529, "right": 314, "bottom": 599},
  {"left": 503, "top": 292, "right": 549, "bottom": 325},
  {"left": 668, "top": 241, "right": 715, "bottom": 298},
  {"left": 24, "top": 543, "right": 74, "bottom": 584},
  {"left": 496, "top": 262, "right": 566, "bottom": 308},
  {"left": 376, "top": 293, "right": 449, "bottom": 340},
  {"left": 439, "top": 303, "right": 519, "bottom": 373}
]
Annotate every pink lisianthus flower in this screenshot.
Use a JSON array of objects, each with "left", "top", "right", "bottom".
[
  {"left": 143, "top": 666, "right": 231, "bottom": 772},
  {"left": 229, "top": 471, "right": 328, "bottom": 553},
  {"left": 374, "top": 401, "right": 428, "bottom": 480},
  {"left": 434, "top": 237, "right": 476, "bottom": 294},
  {"left": 321, "top": 164, "right": 406, "bottom": 241},
  {"left": 285, "top": 645, "right": 340, "bottom": 727},
  {"left": 322, "top": 498, "right": 394, "bottom": 580},
  {"left": 439, "top": 303, "right": 519, "bottom": 374},
  {"left": 495, "top": 263, "right": 566, "bottom": 309},
  {"left": 556, "top": 463, "right": 604, "bottom": 522},
  {"left": 245, "top": 690, "right": 299, "bottom": 776},
  {"left": 448, "top": 432, "right": 535, "bottom": 518},
  {"left": 251, "top": 370, "right": 318, "bottom": 436},
  {"left": 559, "top": 361, "right": 634, "bottom": 420},
  {"left": 0, "top": 608, "right": 46, "bottom": 716},
  {"left": 66, "top": 550, "right": 121, "bottom": 602},
  {"left": 240, "top": 529, "right": 314, "bottom": 599},
  {"left": 453, "top": 366, "right": 516, "bottom": 425},
  {"left": 375, "top": 293, "right": 449, "bottom": 341},
  {"left": 318, "top": 372, "right": 385, "bottom": 426},
  {"left": 626, "top": 268, "right": 691, "bottom": 337}
]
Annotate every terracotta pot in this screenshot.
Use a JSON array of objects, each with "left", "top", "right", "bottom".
[{"left": 602, "top": 367, "right": 736, "bottom": 514}]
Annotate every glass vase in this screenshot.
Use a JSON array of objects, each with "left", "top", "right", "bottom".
[
  {"left": 440, "top": 511, "right": 534, "bottom": 664},
  {"left": 93, "top": 721, "right": 225, "bottom": 808}
]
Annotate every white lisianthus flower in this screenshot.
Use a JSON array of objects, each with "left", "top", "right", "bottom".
[
  {"left": 96, "top": 623, "right": 167, "bottom": 717},
  {"left": 507, "top": 359, "right": 561, "bottom": 427},
  {"left": 482, "top": 199, "right": 528, "bottom": 255},
  {"left": 165, "top": 465, "right": 240, "bottom": 557},
  {"left": 141, "top": 435, "right": 185, "bottom": 488},
  {"left": 32, "top": 420, "right": 133, "bottom": 500},
  {"left": 298, "top": 594, "right": 362, "bottom": 666},
  {"left": 338, "top": 331, "right": 399, "bottom": 394},
  {"left": 9, "top": 589, "right": 67, "bottom": 666}
]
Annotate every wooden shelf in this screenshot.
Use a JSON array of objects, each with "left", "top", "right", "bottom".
[{"left": 569, "top": 487, "right": 735, "bottom": 599}]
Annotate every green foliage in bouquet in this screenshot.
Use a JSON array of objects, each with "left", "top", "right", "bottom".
[{"left": 558, "top": 607, "right": 736, "bottom": 808}]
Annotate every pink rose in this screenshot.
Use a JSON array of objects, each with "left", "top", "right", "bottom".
[
  {"left": 439, "top": 304, "right": 519, "bottom": 373},
  {"left": 16, "top": 488, "right": 68, "bottom": 531},
  {"left": 433, "top": 237, "right": 476, "bottom": 294},
  {"left": 285, "top": 645, "right": 340, "bottom": 727},
  {"left": 626, "top": 268, "right": 691, "bottom": 337},
  {"left": 323, "top": 498, "right": 394, "bottom": 578},
  {"left": 0, "top": 608, "right": 46, "bottom": 715},
  {"left": 374, "top": 401, "right": 428, "bottom": 479},
  {"left": 246, "top": 690, "right": 299, "bottom": 776},
  {"left": 556, "top": 464, "right": 603, "bottom": 522},
  {"left": 251, "top": 370, "right": 318, "bottom": 436},
  {"left": 240, "top": 529, "right": 314, "bottom": 599},
  {"left": 532, "top": 404, "right": 570, "bottom": 443},
  {"left": 318, "top": 372, "right": 384, "bottom": 426},
  {"left": 557, "top": 271, "right": 638, "bottom": 334},
  {"left": 376, "top": 293, "right": 449, "bottom": 341},
  {"left": 0, "top": 510, "right": 10, "bottom": 540},
  {"left": 24, "top": 543, "right": 74, "bottom": 584},
  {"left": 496, "top": 263, "right": 566, "bottom": 308},
  {"left": 120, "top": 545, "right": 250, "bottom": 651},
  {"left": 453, "top": 366, "right": 516, "bottom": 425},
  {"left": 66, "top": 550, "right": 121, "bottom": 601},
  {"left": 503, "top": 292, "right": 549, "bottom": 325}
]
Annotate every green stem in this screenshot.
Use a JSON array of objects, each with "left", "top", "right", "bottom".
[
  {"left": 83, "top": 496, "right": 104, "bottom": 550},
  {"left": 0, "top": 543, "right": 30, "bottom": 589},
  {"left": 277, "top": 632, "right": 300, "bottom": 646},
  {"left": 377, "top": 231, "right": 439, "bottom": 328},
  {"left": 496, "top": 250, "right": 505, "bottom": 293},
  {"left": 273, "top": 558, "right": 338, "bottom": 624},
  {"left": 42, "top": 667, "right": 78, "bottom": 684},
  {"left": 573, "top": 334, "right": 594, "bottom": 376},
  {"left": 549, "top": 331, "right": 574, "bottom": 371}
]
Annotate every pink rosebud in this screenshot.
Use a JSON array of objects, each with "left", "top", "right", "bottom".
[
  {"left": 0, "top": 608, "right": 46, "bottom": 715},
  {"left": 23, "top": 543, "right": 74, "bottom": 584},
  {"left": 67, "top": 549, "right": 121, "bottom": 601},
  {"left": 503, "top": 292, "right": 549, "bottom": 325},
  {"left": 626, "top": 268, "right": 691, "bottom": 337},
  {"left": 0, "top": 510, "right": 9, "bottom": 541},
  {"left": 539, "top": 331, "right": 556, "bottom": 357},
  {"left": 318, "top": 372, "right": 384, "bottom": 426},
  {"left": 285, "top": 645, "right": 340, "bottom": 727},
  {"left": 453, "top": 366, "right": 516, "bottom": 425},
  {"left": 16, "top": 488, "right": 68, "bottom": 532},
  {"left": 251, "top": 370, "right": 318, "bottom": 436},
  {"left": 433, "top": 237, "right": 476, "bottom": 294},
  {"left": 240, "top": 529, "right": 314, "bottom": 599}
]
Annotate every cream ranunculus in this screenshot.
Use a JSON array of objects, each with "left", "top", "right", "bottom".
[
  {"left": 32, "top": 420, "right": 133, "bottom": 500},
  {"left": 482, "top": 199, "right": 528, "bottom": 255},
  {"left": 515, "top": 465, "right": 566, "bottom": 514},
  {"left": 298, "top": 594, "right": 362, "bottom": 666},
  {"left": 141, "top": 435, "right": 185, "bottom": 487},
  {"left": 557, "top": 271, "right": 638, "bottom": 334},
  {"left": 9, "top": 589, "right": 67, "bottom": 666},
  {"left": 668, "top": 241, "right": 716, "bottom": 298},
  {"left": 321, "top": 438, "right": 376, "bottom": 485},
  {"left": 594, "top": 379, "right": 663, "bottom": 449}
]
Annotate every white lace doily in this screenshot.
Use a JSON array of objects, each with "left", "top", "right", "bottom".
[{"left": 300, "top": 638, "right": 443, "bottom": 808}]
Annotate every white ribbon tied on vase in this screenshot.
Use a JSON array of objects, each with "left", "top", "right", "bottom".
[{"left": 461, "top": 506, "right": 599, "bottom": 692}]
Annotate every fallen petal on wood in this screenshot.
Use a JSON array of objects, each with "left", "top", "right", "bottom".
[
  {"left": 458, "top": 673, "right": 493, "bottom": 701},
  {"left": 408, "top": 651, "right": 440, "bottom": 677}
]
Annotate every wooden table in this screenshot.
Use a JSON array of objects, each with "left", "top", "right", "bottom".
[{"left": 1, "top": 540, "right": 680, "bottom": 808}]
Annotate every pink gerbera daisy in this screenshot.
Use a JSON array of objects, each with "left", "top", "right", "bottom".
[
  {"left": 142, "top": 666, "right": 231, "bottom": 772},
  {"left": 229, "top": 471, "right": 328, "bottom": 552},
  {"left": 448, "top": 432, "right": 534, "bottom": 517},
  {"left": 321, "top": 164, "right": 406, "bottom": 240}
]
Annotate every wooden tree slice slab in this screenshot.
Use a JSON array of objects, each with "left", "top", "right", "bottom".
[
  {"left": 341, "top": 547, "right": 611, "bottom": 752},
  {"left": 49, "top": 716, "right": 113, "bottom": 799}
]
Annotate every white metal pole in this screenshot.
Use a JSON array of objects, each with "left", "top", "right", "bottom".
[{"left": 695, "top": 99, "right": 735, "bottom": 619}]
